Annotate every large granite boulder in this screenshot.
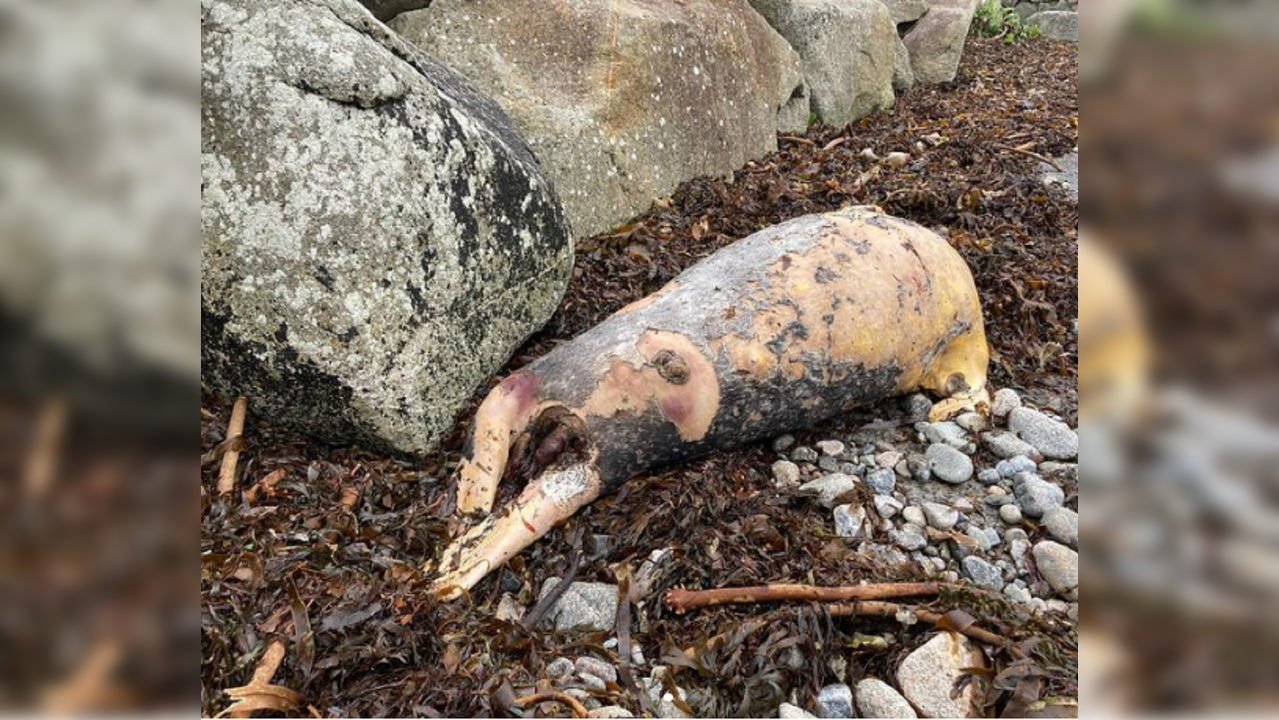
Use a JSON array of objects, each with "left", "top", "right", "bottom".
[
  {"left": 201, "top": 0, "right": 574, "bottom": 456},
  {"left": 903, "top": 0, "right": 982, "bottom": 85},
  {"left": 880, "top": 0, "right": 930, "bottom": 23},
  {"left": 391, "top": 0, "right": 807, "bottom": 238},
  {"left": 748, "top": 0, "right": 896, "bottom": 126},
  {"left": 0, "top": 1, "right": 198, "bottom": 433}
]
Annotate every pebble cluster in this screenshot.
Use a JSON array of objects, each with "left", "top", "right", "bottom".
[{"left": 531, "top": 388, "right": 1077, "bottom": 718}]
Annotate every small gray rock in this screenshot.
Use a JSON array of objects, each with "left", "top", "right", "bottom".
[
  {"left": 1042, "top": 507, "right": 1078, "bottom": 547},
  {"left": 966, "top": 525, "right": 1000, "bottom": 552},
  {"left": 1003, "top": 584, "right": 1033, "bottom": 604},
  {"left": 816, "top": 683, "right": 854, "bottom": 719},
  {"left": 955, "top": 412, "right": 986, "bottom": 433},
  {"left": 547, "top": 657, "right": 575, "bottom": 679},
  {"left": 925, "top": 443, "right": 973, "bottom": 484},
  {"left": 920, "top": 421, "right": 968, "bottom": 448},
  {"left": 905, "top": 453, "right": 932, "bottom": 482},
  {"left": 862, "top": 542, "right": 912, "bottom": 566},
  {"left": 772, "top": 460, "right": 802, "bottom": 488},
  {"left": 1014, "top": 472, "right": 1065, "bottom": 518},
  {"left": 854, "top": 678, "right": 917, "bottom": 718},
  {"left": 874, "top": 495, "right": 904, "bottom": 518},
  {"left": 779, "top": 702, "right": 817, "bottom": 719},
  {"left": 1008, "top": 407, "right": 1078, "bottom": 460},
  {"left": 579, "top": 672, "right": 608, "bottom": 691},
  {"left": 817, "top": 439, "right": 847, "bottom": 457},
  {"left": 537, "top": 579, "right": 619, "bottom": 633},
  {"left": 991, "top": 388, "right": 1021, "bottom": 419},
  {"left": 865, "top": 467, "right": 897, "bottom": 495},
  {"left": 983, "top": 430, "right": 1040, "bottom": 460},
  {"left": 800, "top": 473, "right": 858, "bottom": 508},
  {"left": 773, "top": 434, "right": 796, "bottom": 453},
  {"left": 834, "top": 504, "right": 868, "bottom": 539},
  {"left": 891, "top": 523, "right": 927, "bottom": 551},
  {"left": 977, "top": 468, "right": 1002, "bottom": 484},
  {"left": 818, "top": 456, "right": 842, "bottom": 473},
  {"left": 576, "top": 657, "right": 618, "bottom": 683},
  {"left": 792, "top": 446, "right": 819, "bottom": 464},
  {"left": 1033, "top": 540, "right": 1079, "bottom": 599},
  {"left": 962, "top": 556, "right": 1004, "bottom": 590},
  {"left": 921, "top": 502, "right": 959, "bottom": 530},
  {"left": 901, "top": 393, "right": 933, "bottom": 422},
  {"left": 999, "top": 504, "right": 1023, "bottom": 524},
  {"left": 902, "top": 505, "right": 926, "bottom": 527},
  {"left": 876, "top": 450, "right": 903, "bottom": 469},
  {"left": 997, "top": 455, "right": 1038, "bottom": 478}
]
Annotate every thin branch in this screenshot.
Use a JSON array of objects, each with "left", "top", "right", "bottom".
[
  {"left": 521, "top": 549, "right": 583, "bottom": 629},
  {"left": 663, "top": 582, "right": 955, "bottom": 613},
  {"left": 512, "top": 691, "right": 589, "bottom": 718},
  {"left": 995, "top": 143, "right": 1062, "bottom": 171},
  {"left": 217, "top": 397, "right": 249, "bottom": 495},
  {"left": 826, "top": 601, "right": 1021, "bottom": 655},
  {"left": 24, "top": 397, "right": 67, "bottom": 499}
]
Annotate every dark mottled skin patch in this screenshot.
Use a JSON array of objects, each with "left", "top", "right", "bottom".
[{"left": 814, "top": 266, "right": 839, "bottom": 284}]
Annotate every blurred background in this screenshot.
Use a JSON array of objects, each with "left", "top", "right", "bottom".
[
  {"left": 0, "top": 0, "right": 197, "bottom": 712},
  {"left": 0, "top": 0, "right": 1276, "bottom": 714},
  {"left": 1080, "top": 0, "right": 1279, "bottom": 714}
]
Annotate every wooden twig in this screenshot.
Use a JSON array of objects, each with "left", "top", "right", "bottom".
[
  {"left": 663, "top": 582, "right": 954, "bottom": 614},
  {"left": 217, "top": 396, "right": 248, "bottom": 495},
  {"left": 25, "top": 397, "right": 67, "bottom": 498},
  {"left": 521, "top": 549, "right": 583, "bottom": 629},
  {"left": 826, "top": 601, "right": 1020, "bottom": 655},
  {"left": 995, "top": 143, "right": 1062, "bottom": 171},
  {"left": 512, "top": 691, "right": 588, "bottom": 718},
  {"left": 779, "top": 135, "right": 815, "bottom": 146}
]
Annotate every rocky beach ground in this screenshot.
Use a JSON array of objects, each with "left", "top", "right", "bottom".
[{"left": 201, "top": 37, "right": 1079, "bottom": 718}]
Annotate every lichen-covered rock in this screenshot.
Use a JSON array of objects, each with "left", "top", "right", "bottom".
[
  {"left": 892, "top": 35, "right": 916, "bottom": 92},
  {"left": 903, "top": 0, "right": 982, "bottom": 85},
  {"left": 748, "top": 0, "right": 896, "bottom": 126},
  {"left": 392, "top": 0, "right": 805, "bottom": 238},
  {"left": 201, "top": 0, "right": 574, "bottom": 456}
]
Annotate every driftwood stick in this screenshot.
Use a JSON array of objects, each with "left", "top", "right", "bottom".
[
  {"left": 826, "top": 601, "right": 1019, "bottom": 653},
  {"left": 217, "top": 396, "right": 249, "bottom": 495},
  {"left": 663, "top": 582, "right": 955, "bottom": 614},
  {"left": 25, "top": 397, "right": 67, "bottom": 498},
  {"left": 995, "top": 143, "right": 1063, "bottom": 171},
  {"left": 512, "top": 691, "right": 588, "bottom": 718}
]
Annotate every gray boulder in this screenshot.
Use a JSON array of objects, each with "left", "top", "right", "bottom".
[
  {"left": 748, "top": 0, "right": 896, "bottom": 126},
  {"left": 879, "top": 0, "right": 930, "bottom": 23},
  {"left": 1032, "top": 540, "right": 1079, "bottom": 600},
  {"left": 903, "top": 0, "right": 982, "bottom": 84},
  {"left": 1026, "top": 10, "right": 1079, "bottom": 41},
  {"left": 392, "top": 0, "right": 806, "bottom": 238},
  {"left": 202, "top": 0, "right": 574, "bottom": 456},
  {"left": 1042, "top": 506, "right": 1079, "bottom": 547}
]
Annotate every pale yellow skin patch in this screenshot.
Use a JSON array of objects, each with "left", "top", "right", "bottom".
[
  {"left": 1078, "top": 233, "right": 1150, "bottom": 425},
  {"left": 709, "top": 214, "right": 988, "bottom": 401},
  {"left": 579, "top": 329, "right": 720, "bottom": 442}
]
